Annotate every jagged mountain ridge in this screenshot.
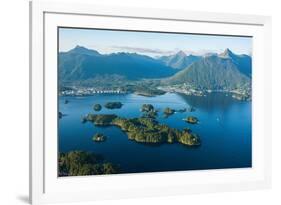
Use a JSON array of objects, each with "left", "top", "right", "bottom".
[
  {"left": 159, "top": 50, "right": 202, "bottom": 70},
  {"left": 163, "top": 49, "right": 251, "bottom": 90}
]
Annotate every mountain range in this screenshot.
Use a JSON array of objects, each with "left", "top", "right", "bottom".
[
  {"left": 59, "top": 46, "right": 176, "bottom": 82},
  {"left": 59, "top": 46, "right": 251, "bottom": 91}
]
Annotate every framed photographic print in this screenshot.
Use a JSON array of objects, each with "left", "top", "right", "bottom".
[{"left": 30, "top": 1, "right": 272, "bottom": 204}]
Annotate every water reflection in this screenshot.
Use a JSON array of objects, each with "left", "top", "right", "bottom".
[{"left": 178, "top": 92, "right": 244, "bottom": 112}]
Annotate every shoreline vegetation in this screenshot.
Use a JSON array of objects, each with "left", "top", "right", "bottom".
[
  {"left": 82, "top": 112, "right": 201, "bottom": 146},
  {"left": 58, "top": 151, "right": 119, "bottom": 176}
]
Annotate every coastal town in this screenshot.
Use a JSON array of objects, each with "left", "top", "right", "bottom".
[
  {"left": 59, "top": 83, "right": 251, "bottom": 101},
  {"left": 59, "top": 86, "right": 128, "bottom": 96},
  {"left": 157, "top": 83, "right": 251, "bottom": 101}
]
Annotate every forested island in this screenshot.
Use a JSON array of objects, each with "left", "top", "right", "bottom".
[
  {"left": 104, "top": 102, "right": 123, "bottom": 109},
  {"left": 83, "top": 113, "right": 200, "bottom": 146},
  {"left": 140, "top": 104, "right": 158, "bottom": 119},
  {"left": 93, "top": 104, "right": 102, "bottom": 111},
  {"left": 58, "top": 151, "right": 120, "bottom": 176},
  {"left": 133, "top": 86, "right": 166, "bottom": 97}
]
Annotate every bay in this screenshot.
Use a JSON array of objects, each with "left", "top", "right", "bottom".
[{"left": 58, "top": 92, "right": 252, "bottom": 174}]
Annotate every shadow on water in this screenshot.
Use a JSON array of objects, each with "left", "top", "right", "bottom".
[{"left": 177, "top": 92, "right": 243, "bottom": 112}]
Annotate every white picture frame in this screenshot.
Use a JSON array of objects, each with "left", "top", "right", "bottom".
[{"left": 29, "top": 1, "right": 272, "bottom": 204}]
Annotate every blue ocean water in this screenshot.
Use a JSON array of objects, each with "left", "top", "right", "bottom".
[{"left": 58, "top": 92, "right": 252, "bottom": 174}]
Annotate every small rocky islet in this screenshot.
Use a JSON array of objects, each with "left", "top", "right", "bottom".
[
  {"left": 59, "top": 111, "right": 67, "bottom": 119},
  {"left": 184, "top": 116, "right": 199, "bottom": 124},
  {"left": 163, "top": 107, "right": 175, "bottom": 118},
  {"left": 104, "top": 102, "right": 123, "bottom": 109},
  {"left": 92, "top": 133, "right": 107, "bottom": 142},
  {"left": 93, "top": 103, "right": 102, "bottom": 111}
]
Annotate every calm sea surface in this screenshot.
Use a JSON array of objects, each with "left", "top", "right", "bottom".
[{"left": 58, "top": 92, "right": 252, "bottom": 174}]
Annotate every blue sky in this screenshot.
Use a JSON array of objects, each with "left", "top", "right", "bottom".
[{"left": 59, "top": 27, "right": 252, "bottom": 57}]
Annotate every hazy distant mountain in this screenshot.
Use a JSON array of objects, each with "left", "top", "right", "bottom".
[
  {"left": 59, "top": 46, "right": 177, "bottom": 82},
  {"left": 66, "top": 45, "right": 101, "bottom": 56},
  {"left": 159, "top": 51, "right": 202, "bottom": 70},
  {"left": 164, "top": 49, "right": 251, "bottom": 90}
]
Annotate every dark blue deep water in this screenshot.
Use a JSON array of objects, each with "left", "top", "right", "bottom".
[{"left": 58, "top": 92, "right": 252, "bottom": 174}]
